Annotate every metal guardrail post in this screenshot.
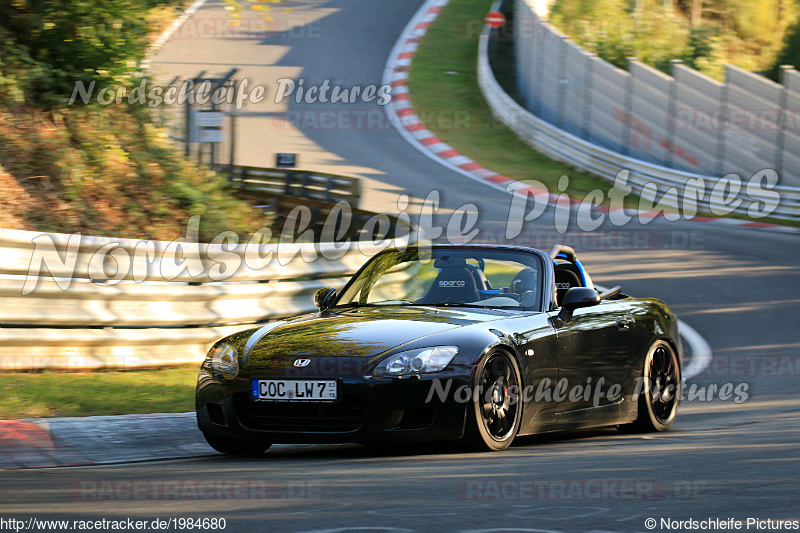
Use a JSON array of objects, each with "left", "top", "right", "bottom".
[
  {"left": 665, "top": 60, "right": 681, "bottom": 169},
  {"left": 532, "top": 18, "right": 545, "bottom": 116},
  {"left": 283, "top": 171, "right": 293, "bottom": 196},
  {"left": 556, "top": 36, "right": 568, "bottom": 129},
  {"left": 776, "top": 66, "right": 791, "bottom": 177},
  {"left": 581, "top": 54, "right": 594, "bottom": 141},
  {"left": 350, "top": 213, "right": 362, "bottom": 240},
  {"left": 622, "top": 58, "right": 636, "bottom": 156},
  {"left": 715, "top": 81, "right": 729, "bottom": 177},
  {"left": 300, "top": 172, "right": 310, "bottom": 199},
  {"left": 229, "top": 108, "right": 237, "bottom": 179}
]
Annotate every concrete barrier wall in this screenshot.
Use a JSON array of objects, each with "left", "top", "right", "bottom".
[
  {"left": 512, "top": 0, "right": 800, "bottom": 188},
  {"left": 478, "top": 13, "right": 800, "bottom": 220},
  {"left": 782, "top": 69, "right": 800, "bottom": 183}
]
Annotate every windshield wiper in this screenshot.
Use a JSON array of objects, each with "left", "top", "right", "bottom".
[
  {"left": 431, "top": 302, "right": 492, "bottom": 309},
  {"left": 336, "top": 300, "right": 417, "bottom": 308}
]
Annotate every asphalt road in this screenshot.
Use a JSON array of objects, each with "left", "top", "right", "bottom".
[
  {"left": 1, "top": 405, "right": 799, "bottom": 532},
  {"left": 1, "top": 0, "right": 798, "bottom": 531}
]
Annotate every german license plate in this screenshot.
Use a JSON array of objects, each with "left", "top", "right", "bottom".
[{"left": 251, "top": 379, "right": 338, "bottom": 402}]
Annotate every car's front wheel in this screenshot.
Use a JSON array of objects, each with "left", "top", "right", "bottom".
[
  {"left": 202, "top": 432, "right": 272, "bottom": 456},
  {"left": 624, "top": 339, "right": 681, "bottom": 432},
  {"left": 462, "top": 350, "right": 522, "bottom": 451}
]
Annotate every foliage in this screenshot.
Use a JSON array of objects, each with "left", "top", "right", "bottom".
[
  {"left": 0, "top": 103, "right": 267, "bottom": 240},
  {"left": 0, "top": 0, "right": 167, "bottom": 106},
  {"left": 550, "top": 0, "right": 799, "bottom": 81},
  {"left": 0, "top": 0, "right": 270, "bottom": 240},
  {"left": 767, "top": 9, "right": 800, "bottom": 81},
  {"left": 222, "top": 0, "right": 286, "bottom": 23}
]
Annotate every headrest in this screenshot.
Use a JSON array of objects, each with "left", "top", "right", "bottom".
[
  {"left": 554, "top": 268, "right": 581, "bottom": 290},
  {"left": 433, "top": 256, "right": 468, "bottom": 268}
]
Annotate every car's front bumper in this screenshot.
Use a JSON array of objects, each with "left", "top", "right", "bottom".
[{"left": 196, "top": 368, "right": 472, "bottom": 445}]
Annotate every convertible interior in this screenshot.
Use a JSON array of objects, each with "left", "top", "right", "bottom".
[{"left": 416, "top": 257, "right": 539, "bottom": 308}]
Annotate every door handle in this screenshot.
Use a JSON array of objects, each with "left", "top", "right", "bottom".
[{"left": 616, "top": 320, "right": 631, "bottom": 331}]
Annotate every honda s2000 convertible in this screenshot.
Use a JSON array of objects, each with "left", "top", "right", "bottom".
[{"left": 196, "top": 244, "right": 682, "bottom": 453}]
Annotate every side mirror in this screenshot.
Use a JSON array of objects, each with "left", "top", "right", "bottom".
[
  {"left": 314, "top": 287, "right": 337, "bottom": 311},
  {"left": 557, "top": 287, "right": 600, "bottom": 323}
]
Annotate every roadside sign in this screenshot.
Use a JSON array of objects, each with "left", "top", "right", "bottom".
[
  {"left": 485, "top": 12, "right": 505, "bottom": 28},
  {"left": 189, "top": 110, "right": 224, "bottom": 143},
  {"left": 276, "top": 153, "right": 297, "bottom": 168},
  {"left": 198, "top": 129, "right": 223, "bottom": 143},
  {"left": 194, "top": 111, "right": 224, "bottom": 128}
]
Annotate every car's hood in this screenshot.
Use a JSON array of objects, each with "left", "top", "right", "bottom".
[{"left": 241, "top": 306, "right": 507, "bottom": 373}]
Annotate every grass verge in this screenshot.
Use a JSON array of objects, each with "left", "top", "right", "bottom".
[{"left": 0, "top": 367, "right": 198, "bottom": 419}]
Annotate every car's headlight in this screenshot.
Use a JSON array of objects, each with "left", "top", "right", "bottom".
[
  {"left": 208, "top": 343, "right": 238, "bottom": 378},
  {"left": 373, "top": 346, "right": 458, "bottom": 377}
]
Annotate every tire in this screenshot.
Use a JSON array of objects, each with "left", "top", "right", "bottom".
[
  {"left": 462, "top": 350, "right": 523, "bottom": 451},
  {"left": 623, "top": 340, "right": 681, "bottom": 433},
  {"left": 202, "top": 432, "right": 271, "bottom": 456}
]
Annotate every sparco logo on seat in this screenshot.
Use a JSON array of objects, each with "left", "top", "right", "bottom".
[{"left": 439, "top": 280, "right": 466, "bottom": 287}]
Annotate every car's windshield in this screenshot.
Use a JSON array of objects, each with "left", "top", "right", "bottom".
[{"left": 336, "top": 248, "right": 544, "bottom": 311}]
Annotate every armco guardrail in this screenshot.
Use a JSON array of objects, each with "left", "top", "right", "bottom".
[
  {"left": 227, "top": 166, "right": 406, "bottom": 239},
  {"left": 478, "top": 1, "right": 800, "bottom": 221},
  {"left": 0, "top": 227, "right": 407, "bottom": 370},
  {"left": 229, "top": 166, "right": 362, "bottom": 207}
]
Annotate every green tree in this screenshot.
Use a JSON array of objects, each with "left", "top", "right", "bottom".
[
  {"left": 0, "top": 0, "right": 155, "bottom": 103},
  {"left": 767, "top": 12, "right": 800, "bottom": 80}
]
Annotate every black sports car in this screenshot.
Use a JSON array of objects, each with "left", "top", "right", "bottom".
[{"left": 196, "top": 244, "right": 682, "bottom": 453}]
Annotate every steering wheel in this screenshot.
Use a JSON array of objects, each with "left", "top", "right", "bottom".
[{"left": 510, "top": 268, "right": 538, "bottom": 300}]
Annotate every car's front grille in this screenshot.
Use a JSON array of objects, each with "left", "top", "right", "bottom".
[{"left": 233, "top": 393, "right": 367, "bottom": 433}]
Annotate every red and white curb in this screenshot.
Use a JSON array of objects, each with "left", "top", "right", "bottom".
[
  {"left": 382, "top": 0, "right": 798, "bottom": 233},
  {"left": 383, "top": 0, "right": 523, "bottom": 197}
]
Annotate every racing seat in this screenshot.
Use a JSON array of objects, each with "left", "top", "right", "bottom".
[
  {"left": 419, "top": 266, "right": 481, "bottom": 304},
  {"left": 553, "top": 263, "right": 583, "bottom": 307},
  {"left": 465, "top": 263, "right": 491, "bottom": 291}
]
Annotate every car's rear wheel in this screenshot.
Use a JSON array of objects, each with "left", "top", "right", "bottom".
[
  {"left": 624, "top": 340, "right": 681, "bottom": 432},
  {"left": 462, "top": 350, "right": 522, "bottom": 451},
  {"left": 202, "top": 432, "right": 271, "bottom": 456}
]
